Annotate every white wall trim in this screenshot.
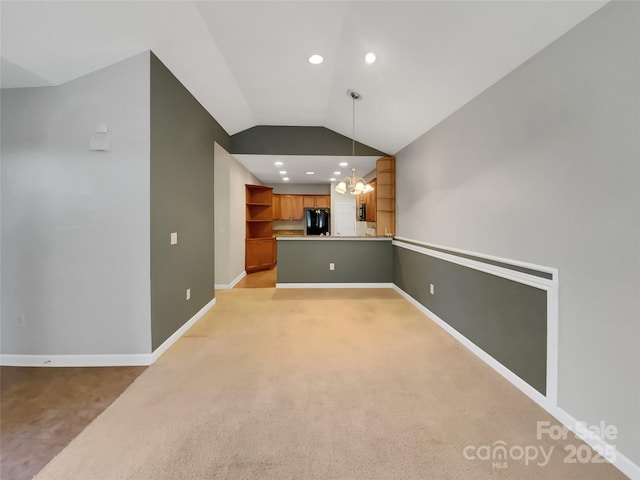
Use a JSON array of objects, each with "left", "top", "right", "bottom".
[
  {"left": 553, "top": 407, "right": 640, "bottom": 480},
  {"left": 277, "top": 236, "right": 392, "bottom": 242},
  {"left": 0, "top": 297, "right": 217, "bottom": 367},
  {"left": 276, "top": 282, "right": 394, "bottom": 289},
  {"left": 392, "top": 284, "right": 638, "bottom": 479},
  {"left": 215, "top": 270, "right": 246, "bottom": 290},
  {"left": 149, "top": 297, "right": 216, "bottom": 363},
  {"left": 392, "top": 285, "right": 552, "bottom": 409},
  {"left": 393, "top": 239, "right": 556, "bottom": 290},
  {"left": 394, "top": 236, "right": 558, "bottom": 277},
  {"left": 0, "top": 353, "right": 153, "bottom": 367},
  {"left": 393, "top": 238, "right": 559, "bottom": 419}
]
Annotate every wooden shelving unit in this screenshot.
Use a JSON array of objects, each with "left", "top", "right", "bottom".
[
  {"left": 358, "top": 178, "right": 377, "bottom": 222},
  {"left": 245, "top": 185, "right": 275, "bottom": 273},
  {"left": 375, "top": 157, "right": 396, "bottom": 236}
]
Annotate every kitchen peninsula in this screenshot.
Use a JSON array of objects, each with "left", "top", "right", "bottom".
[{"left": 276, "top": 236, "right": 393, "bottom": 286}]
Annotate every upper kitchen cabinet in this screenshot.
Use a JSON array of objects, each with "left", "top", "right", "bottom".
[
  {"left": 376, "top": 157, "right": 396, "bottom": 236},
  {"left": 302, "top": 195, "right": 330, "bottom": 209},
  {"left": 279, "top": 195, "right": 304, "bottom": 221},
  {"left": 272, "top": 194, "right": 281, "bottom": 220}
]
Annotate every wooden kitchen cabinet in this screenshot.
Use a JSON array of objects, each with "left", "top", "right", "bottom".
[
  {"left": 314, "top": 195, "right": 330, "bottom": 208},
  {"left": 303, "top": 196, "right": 315, "bottom": 208},
  {"left": 272, "top": 194, "right": 281, "bottom": 220},
  {"left": 302, "top": 195, "right": 330, "bottom": 209},
  {"left": 279, "top": 195, "right": 304, "bottom": 220},
  {"left": 246, "top": 184, "right": 275, "bottom": 272},
  {"left": 245, "top": 238, "right": 274, "bottom": 271}
]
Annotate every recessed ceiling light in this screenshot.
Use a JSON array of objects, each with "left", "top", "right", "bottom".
[
  {"left": 330, "top": 178, "right": 337, "bottom": 182},
  {"left": 339, "top": 162, "right": 348, "bottom": 167},
  {"left": 305, "top": 171, "right": 315, "bottom": 175},
  {"left": 282, "top": 177, "right": 290, "bottom": 181},
  {"left": 334, "top": 171, "right": 341, "bottom": 175},
  {"left": 365, "top": 52, "right": 376, "bottom": 64},
  {"left": 309, "top": 54, "right": 323, "bottom": 65},
  {"left": 279, "top": 171, "right": 287, "bottom": 175},
  {"left": 274, "top": 161, "right": 283, "bottom": 166}
]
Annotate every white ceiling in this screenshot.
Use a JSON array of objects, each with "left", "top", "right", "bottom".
[
  {"left": 235, "top": 155, "right": 379, "bottom": 185},
  {"left": 1, "top": 1, "right": 607, "bottom": 175}
]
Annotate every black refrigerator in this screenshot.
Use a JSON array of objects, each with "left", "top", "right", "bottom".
[{"left": 305, "top": 208, "right": 330, "bottom": 235}]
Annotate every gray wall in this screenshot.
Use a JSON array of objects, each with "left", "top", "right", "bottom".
[
  {"left": 1, "top": 53, "right": 152, "bottom": 355},
  {"left": 230, "top": 126, "right": 387, "bottom": 156},
  {"left": 277, "top": 239, "right": 393, "bottom": 284},
  {"left": 395, "top": 2, "right": 639, "bottom": 463},
  {"left": 150, "top": 53, "right": 230, "bottom": 350},
  {"left": 394, "top": 245, "right": 547, "bottom": 394}
]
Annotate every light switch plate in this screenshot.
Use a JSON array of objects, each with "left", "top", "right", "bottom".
[
  {"left": 329, "top": 263, "right": 335, "bottom": 271},
  {"left": 430, "top": 284, "right": 435, "bottom": 295},
  {"left": 170, "top": 232, "right": 178, "bottom": 245},
  {"left": 186, "top": 288, "right": 191, "bottom": 300}
]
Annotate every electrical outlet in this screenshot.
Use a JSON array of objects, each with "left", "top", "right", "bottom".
[
  {"left": 170, "top": 232, "right": 178, "bottom": 245},
  {"left": 186, "top": 288, "right": 191, "bottom": 300},
  {"left": 429, "top": 284, "right": 435, "bottom": 295},
  {"left": 329, "top": 263, "right": 335, "bottom": 271},
  {"left": 17, "top": 314, "right": 26, "bottom": 328}
]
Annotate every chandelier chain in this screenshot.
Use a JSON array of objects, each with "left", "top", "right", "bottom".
[{"left": 352, "top": 93, "right": 356, "bottom": 157}]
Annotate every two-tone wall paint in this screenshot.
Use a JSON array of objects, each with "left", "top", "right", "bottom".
[
  {"left": 393, "top": 239, "right": 551, "bottom": 396},
  {"left": 150, "top": 53, "right": 229, "bottom": 350},
  {"left": 0, "top": 52, "right": 152, "bottom": 359},
  {"left": 1, "top": 4, "right": 637, "bottom": 476},
  {"left": 1, "top": 51, "right": 231, "bottom": 362},
  {"left": 395, "top": 1, "right": 639, "bottom": 470}
]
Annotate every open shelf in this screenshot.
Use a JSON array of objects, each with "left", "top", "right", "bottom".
[
  {"left": 376, "top": 157, "right": 396, "bottom": 236},
  {"left": 246, "top": 184, "right": 275, "bottom": 272}
]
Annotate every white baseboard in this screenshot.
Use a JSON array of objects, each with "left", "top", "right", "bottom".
[
  {"left": 0, "top": 297, "right": 217, "bottom": 368},
  {"left": 215, "top": 271, "right": 247, "bottom": 290},
  {"left": 276, "top": 282, "right": 394, "bottom": 289},
  {"left": 552, "top": 407, "right": 640, "bottom": 480},
  {"left": 0, "top": 353, "right": 153, "bottom": 367},
  {"left": 394, "top": 237, "right": 559, "bottom": 411},
  {"left": 392, "top": 285, "right": 551, "bottom": 409},
  {"left": 392, "top": 284, "right": 639, "bottom": 480},
  {"left": 149, "top": 297, "right": 216, "bottom": 363}
]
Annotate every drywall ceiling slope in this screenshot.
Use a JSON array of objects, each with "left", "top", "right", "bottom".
[
  {"left": 0, "top": 1, "right": 253, "bottom": 134},
  {"left": 1, "top": 1, "right": 607, "bottom": 154},
  {"left": 196, "top": 1, "right": 607, "bottom": 153}
]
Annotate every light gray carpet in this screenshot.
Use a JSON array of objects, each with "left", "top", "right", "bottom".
[{"left": 34, "top": 288, "right": 625, "bottom": 479}]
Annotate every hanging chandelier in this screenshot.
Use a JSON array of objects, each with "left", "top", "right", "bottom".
[
  {"left": 335, "top": 91, "right": 374, "bottom": 195},
  {"left": 335, "top": 167, "right": 374, "bottom": 195}
]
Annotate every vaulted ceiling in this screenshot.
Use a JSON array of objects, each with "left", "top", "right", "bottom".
[{"left": 1, "top": 1, "right": 606, "bottom": 155}]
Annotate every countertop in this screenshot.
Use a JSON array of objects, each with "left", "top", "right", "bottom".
[{"left": 276, "top": 235, "right": 393, "bottom": 241}]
